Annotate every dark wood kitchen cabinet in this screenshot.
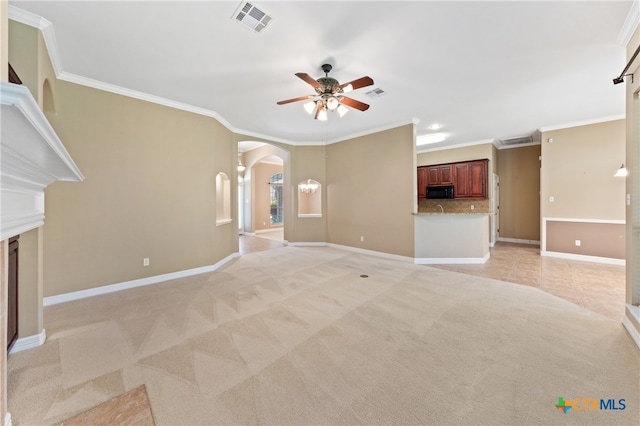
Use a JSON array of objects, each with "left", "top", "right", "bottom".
[
  {"left": 427, "top": 164, "right": 453, "bottom": 186},
  {"left": 418, "top": 159, "right": 488, "bottom": 199},
  {"left": 454, "top": 159, "right": 488, "bottom": 198},
  {"left": 7, "top": 236, "right": 19, "bottom": 352},
  {"left": 417, "top": 166, "right": 428, "bottom": 198}
]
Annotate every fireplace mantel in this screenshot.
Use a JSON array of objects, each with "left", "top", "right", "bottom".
[{"left": 0, "top": 82, "right": 84, "bottom": 241}]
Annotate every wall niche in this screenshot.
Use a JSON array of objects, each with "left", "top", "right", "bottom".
[{"left": 298, "top": 179, "right": 322, "bottom": 218}]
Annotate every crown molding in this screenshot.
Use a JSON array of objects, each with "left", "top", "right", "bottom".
[
  {"left": 617, "top": 0, "right": 640, "bottom": 47},
  {"left": 417, "top": 138, "right": 495, "bottom": 154},
  {"left": 538, "top": 114, "right": 625, "bottom": 133}
]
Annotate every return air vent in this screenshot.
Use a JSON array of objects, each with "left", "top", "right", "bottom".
[
  {"left": 496, "top": 131, "right": 541, "bottom": 148},
  {"left": 501, "top": 136, "right": 533, "bottom": 146},
  {"left": 365, "top": 88, "right": 386, "bottom": 98},
  {"left": 232, "top": 1, "right": 272, "bottom": 33}
]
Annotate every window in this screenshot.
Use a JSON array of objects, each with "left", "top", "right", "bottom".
[{"left": 270, "top": 172, "right": 283, "bottom": 225}]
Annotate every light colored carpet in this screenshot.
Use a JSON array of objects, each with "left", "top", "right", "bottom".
[{"left": 7, "top": 246, "right": 640, "bottom": 425}]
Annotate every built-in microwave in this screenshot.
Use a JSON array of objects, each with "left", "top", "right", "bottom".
[{"left": 426, "top": 185, "right": 454, "bottom": 199}]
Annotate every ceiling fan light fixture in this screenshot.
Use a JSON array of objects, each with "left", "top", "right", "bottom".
[
  {"left": 342, "top": 84, "right": 353, "bottom": 93},
  {"left": 326, "top": 96, "right": 340, "bottom": 110},
  {"left": 317, "top": 107, "right": 328, "bottom": 121},
  {"left": 303, "top": 101, "right": 316, "bottom": 114},
  {"left": 337, "top": 104, "right": 349, "bottom": 118}
]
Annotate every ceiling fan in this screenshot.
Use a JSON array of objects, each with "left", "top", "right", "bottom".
[{"left": 276, "top": 64, "right": 374, "bottom": 121}]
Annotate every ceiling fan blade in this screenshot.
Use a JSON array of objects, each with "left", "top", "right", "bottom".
[
  {"left": 295, "top": 73, "right": 321, "bottom": 89},
  {"left": 340, "top": 96, "right": 370, "bottom": 111},
  {"left": 339, "top": 76, "right": 373, "bottom": 92},
  {"left": 276, "top": 95, "right": 315, "bottom": 105}
]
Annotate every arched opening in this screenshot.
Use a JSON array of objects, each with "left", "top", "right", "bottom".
[
  {"left": 238, "top": 141, "right": 289, "bottom": 244},
  {"left": 215, "top": 172, "right": 232, "bottom": 225},
  {"left": 42, "top": 79, "right": 56, "bottom": 114},
  {"left": 298, "top": 179, "right": 322, "bottom": 217}
]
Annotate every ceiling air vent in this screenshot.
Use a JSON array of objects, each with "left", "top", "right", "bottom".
[
  {"left": 365, "top": 88, "right": 386, "bottom": 98},
  {"left": 497, "top": 131, "right": 541, "bottom": 149},
  {"left": 232, "top": 2, "right": 272, "bottom": 33},
  {"left": 500, "top": 136, "right": 533, "bottom": 146}
]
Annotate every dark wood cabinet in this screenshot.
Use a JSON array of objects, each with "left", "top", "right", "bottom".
[
  {"left": 7, "top": 236, "right": 19, "bottom": 352},
  {"left": 418, "top": 159, "right": 488, "bottom": 199},
  {"left": 453, "top": 163, "right": 469, "bottom": 198},
  {"left": 468, "top": 160, "right": 487, "bottom": 198},
  {"left": 417, "top": 167, "right": 428, "bottom": 198},
  {"left": 426, "top": 164, "right": 453, "bottom": 186}
]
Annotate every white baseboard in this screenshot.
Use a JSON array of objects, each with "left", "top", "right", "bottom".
[
  {"left": 5, "top": 412, "right": 11, "bottom": 426},
  {"left": 44, "top": 253, "right": 240, "bottom": 306},
  {"left": 415, "top": 252, "right": 490, "bottom": 265},
  {"left": 498, "top": 237, "right": 541, "bottom": 245},
  {"left": 623, "top": 305, "right": 640, "bottom": 350},
  {"left": 287, "top": 242, "right": 327, "bottom": 247},
  {"left": 255, "top": 228, "right": 283, "bottom": 234},
  {"left": 327, "top": 243, "right": 415, "bottom": 263},
  {"left": 9, "top": 328, "right": 46, "bottom": 354},
  {"left": 541, "top": 250, "right": 625, "bottom": 266}
]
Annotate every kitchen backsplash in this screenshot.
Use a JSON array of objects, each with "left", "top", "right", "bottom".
[{"left": 418, "top": 198, "right": 490, "bottom": 214}]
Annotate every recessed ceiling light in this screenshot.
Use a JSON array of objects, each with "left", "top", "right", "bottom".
[
  {"left": 417, "top": 133, "right": 446, "bottom": 146},
  {"left": 427, "top": 123, "right": 442, "bottom": 130}
]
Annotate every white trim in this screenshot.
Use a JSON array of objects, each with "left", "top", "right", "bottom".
[
  {"left": 414, "top": 252, "right": 490, "bottom": 265},
  {"left": 9, "top": 329, "right": 46, "bottom": 354},
  {"left": 417, "top": 138, "right": 495, "bottom": 153},
  {"left": 497, "top": 237, "right": 541, "bottom": 246},
  {"left": 255, "top": 228, "right": 283, "bottom": 234},
  {"left": 495, "top": 141, "right": 541, "bottom": 151},
  {"left": 287, "top": 242, "right": 327, "bottom": 247},
  {"left": 543, "top": 217, "right": 625, "bottom": 224},
  {"left": 43, "top": 253, "right": 239, "bottom": 306},
  {"left": 538, "top": 115, "right": 626, "bottom": 133},
  {"left": 325, "top": 119, "right": 418, "bottom": 145},
  {"left": 617, "top": 0, "right": 640, "bottom": 47},
  {"left": 297, "top": 214, "right": 322, "bottom": 218},
  {"left": 541, "top": 250, "right": 625, "bottom": 266},
  {"left": 327, "top": 243, "right": 415, "bottom": 263},
  {"left": 623, "top": 304, "right": 640, "bottom": 350},
  {"left": 5, "top": 412, "right": 11, "bottom": 426},
  {"left": 216, "top": 219, "right": 233, "bottom": 226}
]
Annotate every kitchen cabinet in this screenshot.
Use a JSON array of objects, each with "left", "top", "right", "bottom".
[
  {"left": 418, "top": 159, "right": 488, "bottom": 199},
  {"left": 427, "top": 164, "right": 453, "bottom": 186},
  {"left": 454, "top": 160, "right": 487, "bottom": 198},
  {"left": 417, "top": 167, "right": 428, "bottom": 198}
]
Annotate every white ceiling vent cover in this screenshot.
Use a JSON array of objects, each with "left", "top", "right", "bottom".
[{"left": 233, "top": 2, "right": 272, "bottom": 33}]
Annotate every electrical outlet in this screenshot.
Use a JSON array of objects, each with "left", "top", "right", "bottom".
[
  {"left": 360, "top": 236, "right": 364, "bottom": 242},
  {"left": 549, "top": 196, "right": 555, "bottom": 202},
  {"left": 470, "top": 204, "right": 475, "bottom": 210},
  {"left": 143, "top": 258, "right": 150, "bottom": 266},
  {"left": 575, "top": 240, "right": 581, "bottom": 247}
]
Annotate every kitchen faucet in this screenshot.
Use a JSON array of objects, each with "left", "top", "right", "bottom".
[{"left": 436, "top": 204, "right": 444, "bottom": 213}]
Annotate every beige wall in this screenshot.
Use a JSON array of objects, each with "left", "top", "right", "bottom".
[
  {"left": 290, "top": 146, "right": 326, "bottom": 243},
  {"left": 541, "top": 120, "right": 625, "bottom": 220},
  {"left": 625, "top": 26, "right": 640, "bottom": 306},
  {"left": 540, "top": 120, "right": 625, "bottom": 259},
  {"left": 497, "top": 145, "right": 541, "bottom": 241},
  {"left": 43, "top": 79, "right": 234, "bottom": 296},
  {"left": 326, "top": 124, "right": 415, "bottom": 257}
]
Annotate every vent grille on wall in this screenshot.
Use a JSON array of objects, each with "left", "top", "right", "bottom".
[
  {"left": 233, "top": 1, "right": 272, "bottom": 33},
  {"left": 365, "top": 88, "right": 386, "bottom": 98},
  {"left": 496, "top": 131, "right": 541, "bottom": 148}
]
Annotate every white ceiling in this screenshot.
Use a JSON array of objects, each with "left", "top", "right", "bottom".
[{"left": 9, "top": 1, "right": 634, "bottom": 150}]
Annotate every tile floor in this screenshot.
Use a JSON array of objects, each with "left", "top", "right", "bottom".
[{"left": 239, "top": 236, "right": 626, "bottom": 322}]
